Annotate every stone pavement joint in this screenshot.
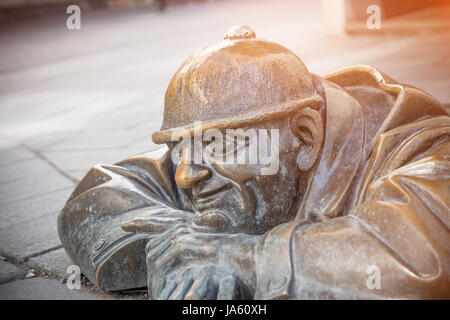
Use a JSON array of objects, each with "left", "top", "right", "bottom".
[
  {"left": 23, "top": 245, "right": 63, "bottom": 261},
  {"left": 13, "top": 137, "right": 80, "bottom": 184},
  {"left": 0, "top": 259, "right": 28, "bottom": 284},
  {"left": 26, "top": 248, "right": 73, "bottom": 280},
  {"left": 0, "top": 249, "right": 26, "bottom": 267}
]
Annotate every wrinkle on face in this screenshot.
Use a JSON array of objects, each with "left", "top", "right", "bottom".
[{"left": 172, "top": 118, "right": 304, "bottom": 235}]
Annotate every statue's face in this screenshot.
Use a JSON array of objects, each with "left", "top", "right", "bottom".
[{"left": 171, "top": 118, "right": 303, "bottom": 235}]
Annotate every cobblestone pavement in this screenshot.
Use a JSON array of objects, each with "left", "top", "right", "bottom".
[{"left": 0, "top": 0, "right": 449, "bottom": 299}]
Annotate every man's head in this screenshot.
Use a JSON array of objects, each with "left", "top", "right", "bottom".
[{"left": 152, "top": 26, "right": 325, "bottom": 234}]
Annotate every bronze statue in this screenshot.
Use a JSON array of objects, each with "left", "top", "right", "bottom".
[{"left": 58, "top": 25, "right": 450, "bottom": 299}]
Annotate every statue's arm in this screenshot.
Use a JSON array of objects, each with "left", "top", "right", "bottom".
[
  {"left": 255, "top": 130, "right": 450, "bottom": 299},
  {"left": 58, "top": 146, "right": 191, "bottom": 291}
]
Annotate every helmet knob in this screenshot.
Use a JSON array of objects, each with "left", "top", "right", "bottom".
[{"left": 224, "top": 25, "right": 256, "bottom": 40}]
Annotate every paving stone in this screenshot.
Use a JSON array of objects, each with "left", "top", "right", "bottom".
[
  {"left": 0, "top": 169, "right": 74, "bottom": 204},
  {"left": 0, "top": 154, "right": 60, "bottom": 184},
  {"left": 0, "top": 134, "right": 32, "bottom": 164},
  {"left": 0, "top": 91, "right": 84, "bottom": 128},
  {"left": 20, "top": 130, "right": 83, "bottom": 151},
  {"left": 28, "top": 248, "right": 73, "bottom": 279},
  {"left": 127, "top": 134, "right": 158, "bottom": 149},
  {"left": 42, "top": 127, "right": 156, "bottom": 151},
  {"left": 84, "top": 100, "right": 162, "bottom": 131},
  {"left": 0, "top": 144, "right": 35, "bottom": 165},
  {"left": 42, "top": 146, "right": 160, "bottom": 174},
  {"left": 0, "top": 260, "right": 27, "bottom": 284},
  {"left": 65, "top": 170, "right": 91, "bottom": 181},
  {"left": 0, "top": 212, "right": 61, "bottom": 260},
  {"left": 0, "top": 187, "right": 72, "bottom": 228},
  {"left": 1, "top": 90, "right": 149, "bottom": 143},
  {"left": 0, "top": 277, "right": 116, "bottom": 300}
]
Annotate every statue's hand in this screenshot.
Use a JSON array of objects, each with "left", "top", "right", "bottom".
[
  {"left": 145, "top": 226, "right": 259, "bottom": 299},
  {"left": 120, "top": 208, "right": 193, "bottom": 234},
  {"left": 156, "top": 264, "right": 248, "bottom": 300}
]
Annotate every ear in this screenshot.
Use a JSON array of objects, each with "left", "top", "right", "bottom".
[{"left": 289, "top": 107, "right": 324, "bottom": 171}]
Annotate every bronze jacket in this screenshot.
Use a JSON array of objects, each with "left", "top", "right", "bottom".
[{"left": 58, "top": 66, "right": 450, "bottom": 298}]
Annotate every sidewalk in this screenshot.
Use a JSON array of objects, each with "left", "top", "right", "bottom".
[{"left": 0, "top": 0, "right": 449, "bottom": 298}]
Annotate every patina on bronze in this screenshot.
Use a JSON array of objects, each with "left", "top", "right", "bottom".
[{"left": 58, "top": 26, "right": 450, "bottom": 299}]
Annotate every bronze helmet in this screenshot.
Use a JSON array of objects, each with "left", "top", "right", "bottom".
[{"left": 152, "top": 25, "right": 323, "bottom": 144}]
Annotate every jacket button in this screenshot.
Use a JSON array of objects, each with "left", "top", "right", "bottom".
[
  {"left": 268, "top": 275, "right": 287, "bottom": 291},
  {"left": 93, "top": 238, "right": 105, "bottom": 251}
]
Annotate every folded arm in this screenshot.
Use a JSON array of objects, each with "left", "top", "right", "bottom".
[{"left": 58, "top": 147, "right": 193, "bottom": 291}]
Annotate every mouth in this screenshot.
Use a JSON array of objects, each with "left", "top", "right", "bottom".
[{"left": 193, "top": 183, "right": 232, "bottom": 205}]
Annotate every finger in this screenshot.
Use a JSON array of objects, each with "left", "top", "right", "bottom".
[
  {"left": 145, "top": 228, "right": 171, "bottom": 254},
  {"left": 184, "top": 268, "right": 213, "bottom": 300},
  {"left": 150, "top": 232, "right": 215, "bottom": 298},
  {"left": 168, "top": 267, "right": 197, "bottom": 300},
  {"left": 147, "top": 229, "right": 189, "bottom": 298},
  {"left": 147, "top": 240, "right": 174, "bottom": 299},
  {"left": 151, "top": 234, "right": 213, "bottom": 273},
  {"left": 216, "top": 273, "right": 240, "bottom": 300},
  {"left": 121, "top": 218, "right": 165, "bottom": 233},
  {"left": 121, "top": 216, "right": 185, "bottom": 233},
  {"left": 145, "top": 227, "right": 186, "bottom": 255},
  {"left": 157, "top": 272, "right": 180, "bottom": 300},
  {"left": 146, "top": 235, "right": 172, "bottom": 263}
]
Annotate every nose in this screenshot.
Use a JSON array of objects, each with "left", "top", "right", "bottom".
[{"left": 175, "top": 163, "right": 212, "bottom": 188}]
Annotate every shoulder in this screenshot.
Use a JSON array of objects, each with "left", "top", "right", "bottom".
[
  {"left": 66, "top": 146, "right": 173, "bottom": 204},
  {"left": 57, "top": 146, "right": 179, "bottom": 291},
  {"left": 325, "top": 65, "right": 448, "bottom": 153}
]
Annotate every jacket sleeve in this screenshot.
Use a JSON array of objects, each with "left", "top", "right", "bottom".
[
  {"left": 255, "top": 122, "right": 450, "bottom": 299},
  {"left": 58, "top": 146, "right": 189, "bottom": 291}
]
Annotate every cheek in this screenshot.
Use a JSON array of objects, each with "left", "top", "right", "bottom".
[
  {"left": 256, "top": 156, "right": 300, "bottom": 217},
  {"left": 211, "top": 163, "right": 259, "bottom": 184}
]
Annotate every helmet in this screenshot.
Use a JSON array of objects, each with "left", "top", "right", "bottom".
[{"left": 152, "top": 25, "right": 322, "bottom": 144}]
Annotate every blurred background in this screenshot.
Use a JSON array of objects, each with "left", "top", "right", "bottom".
[{"left": 0, "top": 0, "right": 449, "bottom": 299}]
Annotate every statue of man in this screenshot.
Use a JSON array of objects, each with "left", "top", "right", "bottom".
[{"left": 58, "top": 26, "right": 450, "bottom": 299}]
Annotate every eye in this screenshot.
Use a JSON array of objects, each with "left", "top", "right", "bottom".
[
  {"left": 231, "top": 135, "right": 252, "bottom": 153},
  {"left": 166, "top": 141, "right": 176, "bottom": 149},
  {"left": 221, "top": 136, "right": 238, "bottom": 155},
  {"left": 203, "top": 136, "right": 216, "bottom": 147},
  {"left": 169, "top": 140, "right": 189, "bottom": 164},
  {"left": 201, "top": 136, "right": 233, "bottom": 159}
]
